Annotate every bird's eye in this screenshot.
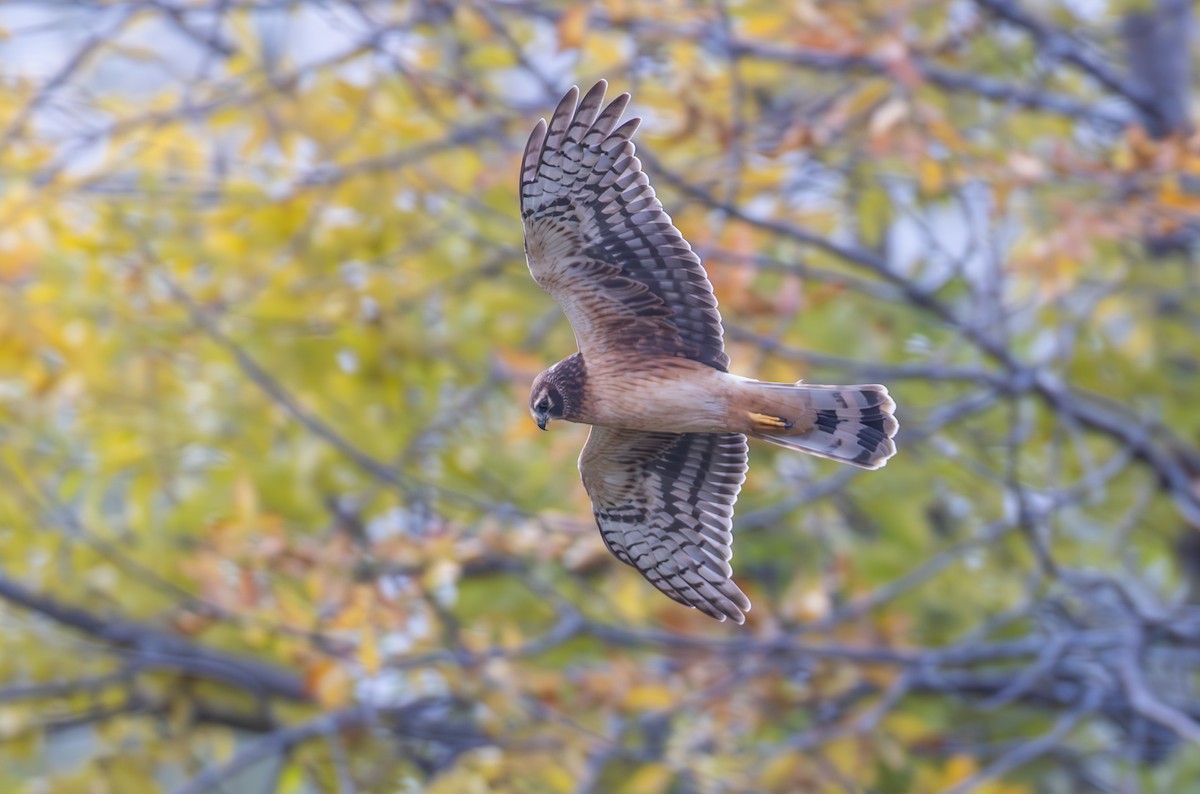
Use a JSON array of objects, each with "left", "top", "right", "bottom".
[{"left": 537, "top": 398, "right": 551, "bottom": 412}]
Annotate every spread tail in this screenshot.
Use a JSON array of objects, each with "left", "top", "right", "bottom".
[{"left": 747, "top": 383, "right": 898, "bottom": 469}]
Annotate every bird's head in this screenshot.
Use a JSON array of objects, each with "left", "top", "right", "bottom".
[
  {"left": 529, "top": 354, "right": 586, "bottom": 430},
  {"left": 529, "top": 371, "right": 564, "bottom": 431}
]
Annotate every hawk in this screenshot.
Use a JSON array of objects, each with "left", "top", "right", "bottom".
[{"left": 520, "top": 81, "right": 898, "bottom": 624}]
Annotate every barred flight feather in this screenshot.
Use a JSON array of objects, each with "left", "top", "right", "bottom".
[
  {"left": 521, "top": 80, "right": 729, "bottom": 371},
  {"left": 580, "top": 428, "right": 751, "bottom": 623}
]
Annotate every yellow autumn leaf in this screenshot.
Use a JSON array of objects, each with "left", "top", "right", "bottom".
[
  {"left": 358, "top": 628, "right": 380, "bottom": 676},
  {"left": 277, "top": 765, "right": 308, "bottom": 794},
  {"left": 918, "top": 158, "right": 945, "bottom": 196},
  {"left": 330, "top": 584, "right": 374, "bottom": 630},
  {"left": 944, "top": 754, "right": 978, "bottom": 785},
  {"left": 622, "top": 684, "right": 674, "bottom": 711},
  {"left": 620, "top": 763, "right": 674, "bottom": 794},
  {"left": 450, "top": 4, "right": 490, "bottom": 40},
  {"left": 758, "top": 753, "right": 800, "bottom": 789}
]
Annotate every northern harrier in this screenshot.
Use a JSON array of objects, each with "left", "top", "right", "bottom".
[{"left": 520, "top": 81, "right": 898, "bottom": 624}]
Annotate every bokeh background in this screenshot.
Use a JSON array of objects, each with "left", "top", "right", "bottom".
[{"left": 1, "top": 1, "right": 1198, "bottom": 791}]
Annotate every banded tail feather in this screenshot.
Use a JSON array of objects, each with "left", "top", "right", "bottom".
[{"left": 748, "top": 383, "right": 898, "bottom": 470}]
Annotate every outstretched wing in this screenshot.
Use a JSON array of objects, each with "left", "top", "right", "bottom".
[
  {"left": 578, "top": 427, "right": 750, "bottom": 623},
  {"left": 520, "top": 81, "right": 729, "bottom": 371}
]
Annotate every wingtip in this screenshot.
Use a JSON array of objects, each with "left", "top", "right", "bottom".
[
  {"left": 612, "top": 115, "right": 642, "bottom": 139},
  {"left": 712, "top": 592, "right": 751, "bottom": 625},
  {"left": 706, "top": 607, "right": 745, "bottom": 625},
  {"left": 720, "top": 603, "right": 748, "bottom": 625}
]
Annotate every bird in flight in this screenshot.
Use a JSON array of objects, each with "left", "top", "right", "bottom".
[{"left": 520, "top": 81, "right": 898, "bottom": 624}]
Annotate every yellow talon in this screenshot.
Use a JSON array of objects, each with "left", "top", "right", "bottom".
[{"left": 748, "top": 411, "right": 792, "bottom": 431}]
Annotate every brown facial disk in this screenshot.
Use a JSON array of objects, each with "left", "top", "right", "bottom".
[{"left": 530, "top": 353, "right": 587, "bottom": 428}]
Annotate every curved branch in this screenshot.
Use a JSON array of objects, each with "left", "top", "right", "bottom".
[
  {"left": 0, "top": 571, "right": 309, "bottom": 703},
  {"left": 172, "top": 706, "right": 372, "bottom": 794}
]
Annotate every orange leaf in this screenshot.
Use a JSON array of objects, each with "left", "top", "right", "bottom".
[
  {"left": 557, "top": 5, "right": 589, "bottom": 51},
  {"left": 307, "top": 660, "right": 353, "bottom": 708}
]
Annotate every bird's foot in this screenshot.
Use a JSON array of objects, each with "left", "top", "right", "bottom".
[{"left": 748, "top": 411, "right": 794, "bottom": 432}]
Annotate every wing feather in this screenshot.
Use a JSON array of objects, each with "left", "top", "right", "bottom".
[
  {"left": 579, "top": 428, "right": 750, "bottom": 623},
  {"left": 521, "top": 81, "right": 729, "bottom": 371}
]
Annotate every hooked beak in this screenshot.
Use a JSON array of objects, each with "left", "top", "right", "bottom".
[{"left": 535, "top": 415, "right": 548, "bottom": 431}]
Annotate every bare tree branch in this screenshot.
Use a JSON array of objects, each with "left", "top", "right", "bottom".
[
  {"left": 0, "top": 570, "right": 309, "bottom": 702},
  {"left": 973, "top": 0, "right": 1159, "bottom": 121},
  {"left": 729, "top": 38, "right": 1132, "bottom": 127},
  {"left": 172, "top": 706, "right": 374, "bottom": 794}
]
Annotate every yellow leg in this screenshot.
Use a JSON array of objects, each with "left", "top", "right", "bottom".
[{"left": 747, "top": 411, "right": 793, "bottom": 431}]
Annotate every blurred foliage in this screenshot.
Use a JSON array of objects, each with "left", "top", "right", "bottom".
[{"left": 0, "top": 1, "right": 1199, "bottom": 792}]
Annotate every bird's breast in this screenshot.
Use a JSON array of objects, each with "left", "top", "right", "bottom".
[{"left": 576, "top": 359, "right": 734, "bottom": 433}]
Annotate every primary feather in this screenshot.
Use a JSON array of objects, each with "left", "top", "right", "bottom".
[{"left": 521, "top": 80, "right": 729, "bottom": 370}]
